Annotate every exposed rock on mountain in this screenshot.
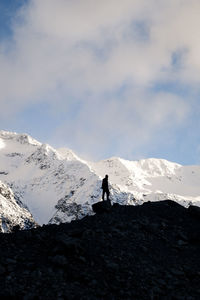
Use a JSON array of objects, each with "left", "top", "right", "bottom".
[
  {"left": 0, "top": 130, "right": 200, "bottom": 226},
  {"left": 0, "top": 181, "right": 36, "bottom": 232},
  {"left": 0, "top": 131, "right": 137, "bottom": 226},
  {"left": 0, "top": 200, "right": 199, "bottom": 299}
]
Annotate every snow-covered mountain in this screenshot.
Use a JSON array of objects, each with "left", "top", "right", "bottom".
[
  {"left": 0, "top": 180, "right": 36, "bottom": 232},
  {"left": 0, "top": 130, "right": 200, "bottom": 227},
  {"left": 90, "top": 157, "right": 200, "bottom": 206}
]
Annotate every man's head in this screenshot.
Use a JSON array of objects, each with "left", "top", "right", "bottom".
[{"left": 105, "top": 174, "right": 108, "bottom": 179}]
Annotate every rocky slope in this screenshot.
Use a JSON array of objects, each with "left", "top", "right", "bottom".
[
  {"left": 1, "top": 130, "right": 200, "bottom": 227},
  {"left": 0, "top": 200, "right": 199, "bottom": 299},
  {"left": 0, "top": 181, "right": 36, "bottom": 232}
]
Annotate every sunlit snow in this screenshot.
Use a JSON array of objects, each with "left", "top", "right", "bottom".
[
  {"left": 0, "top": 138, "right": 5, "bottom": 150},
  {"left": 0, "top": 130, "right": 200, "bottom": 226}
]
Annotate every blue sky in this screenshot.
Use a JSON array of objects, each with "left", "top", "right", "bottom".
[
  {"left": 0, "top": 0, "right": 23, "bottom": 38},
  {"left": 0, "top": 0, "right": 200, "bottom": 165}
]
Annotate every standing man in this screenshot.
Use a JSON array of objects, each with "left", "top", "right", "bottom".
[{"left": 102, "top": 174, "right": 110, "bottom": 201}]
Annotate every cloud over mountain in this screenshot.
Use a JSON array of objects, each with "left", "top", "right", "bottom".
[{"left": 0, "top": 0, "right": 200, "bottom": 161}]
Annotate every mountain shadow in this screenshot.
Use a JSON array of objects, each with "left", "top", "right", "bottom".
[{"left": 0, "top": 200, "right": 200, "bottom": 299}]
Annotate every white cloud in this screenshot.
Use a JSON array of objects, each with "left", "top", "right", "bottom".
[
  {"left": 2, "top": 0, "right": 200, "bottom": 98},
  {"left": 0, "top": 0, "right": 199, "bottom": 159},
  {"left": 51, "top": 89, "right": 189, "bottom": 160}
]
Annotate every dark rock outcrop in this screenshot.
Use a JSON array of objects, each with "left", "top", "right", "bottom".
[
  {"left": 0, "top": 200, "right": 200, "bottom": 299},
  {"left": 92, "top": 199, "right": 112, "bottom": 213},
  {"left": 188, "top": 205, "right": 200, "bottom": 219}
]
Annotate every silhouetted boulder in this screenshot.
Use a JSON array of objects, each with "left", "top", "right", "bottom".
[
  {"left": 12, "top": 224, "right": 20, "bottom": 233},
  {"left": 92, "top": 200, "right": 111, "bottom": 213}
]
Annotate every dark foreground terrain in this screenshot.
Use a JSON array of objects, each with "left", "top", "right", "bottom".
[{"left": 0, "top": 200, "right": 200, "bottom": 299}]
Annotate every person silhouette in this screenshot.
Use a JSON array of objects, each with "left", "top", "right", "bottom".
[{"left": 101, "top": 175, "right": 110, "bottom": 201}]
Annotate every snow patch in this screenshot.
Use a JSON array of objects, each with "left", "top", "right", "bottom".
[{"left": 0, "top": 138, "right": 5, "bottom": 150}]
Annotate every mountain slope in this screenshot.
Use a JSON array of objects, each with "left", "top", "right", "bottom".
[
  {"left": 0, "top": 131, "right": 105, "bottom": 225},
  {"left": 0, "top": 130, "right": 200, "bottom": 226},
  {"left": 0, "top": 200, "right": 200, "bottom": 299},
  {"left": 0, "top": 131, "right": 137, "bottom": 225},
  {"left": 0, "top": 181, "right": 36, "bottom": 232},
  {"left": 90, "top": 156, "right": 200, "bottom": 205}
]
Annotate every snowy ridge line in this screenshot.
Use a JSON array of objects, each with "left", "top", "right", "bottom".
[
  {"left": 0, "top": 130, "right": 41, "bottom": 146},
  {"left": 0, "top": 130, "right": 200, "bottom": 228}
]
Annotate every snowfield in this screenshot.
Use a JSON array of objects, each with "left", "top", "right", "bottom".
[
  {"left": 0, "top": 180, "right": 36, "bottom": 232},
  {"left": 0, "top": 130, "right": 200, "bottom": 227}
]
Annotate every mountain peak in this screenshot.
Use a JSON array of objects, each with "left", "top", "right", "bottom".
[
  {"left": 57, "top": 147, "right": 81, "bottom": 161},
  {"left": 0, "top": 130, "right": 41, "bottom": 146},
  {"left": 0, "top": 130, "right": 200, "bottom": 228}
]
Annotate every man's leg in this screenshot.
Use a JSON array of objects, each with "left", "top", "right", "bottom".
[
  {"left": 102, "top": 190, "right": 105, "bottom": 201},
  {"left": 106, "top": 190, "right": 110, "bottom": 201}
]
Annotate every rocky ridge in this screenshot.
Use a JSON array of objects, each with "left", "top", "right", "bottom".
[{"left": 0, "top": 200, "right": 199, "bottom": 299}]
